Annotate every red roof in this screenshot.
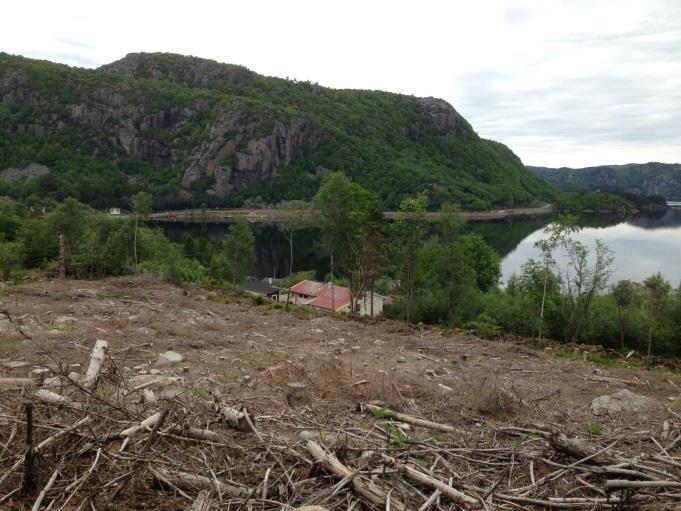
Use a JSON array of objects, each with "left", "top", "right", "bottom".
[{"left": 290, "top": 280, "right": 352, "bottom": 312}]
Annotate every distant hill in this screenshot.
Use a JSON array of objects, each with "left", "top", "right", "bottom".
[
  {"left": 528, "top": 162, "right": 681, "bottom": 200},
  {"left": 0, "top": 52, "right": 552, "bottom": 210}
]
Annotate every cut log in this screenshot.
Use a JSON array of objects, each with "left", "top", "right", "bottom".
[
  {"left": 388, "top": 458, "right": 478, "bottom": 509},
  {"left": 549, "top": 433, "right": 620, "bottom": 465},
  {"left": 155, "top": 469, "right": 250, "bottom": 498},
  {"left": 306, "top": 440, "right": 406, "bottom": 511},
  {"left": 364, "top": 403, "right": 459, "bottom": 434},
  {"left": 83, "top": 339, "right": 108, "bottom": 388},
  {"left": 188, "top": 490, "right": 212, "bottom": 511},
  {"left": 34, "top": 389, "right": 83, "bottom": 409},
  {"left": 219, "top": 404, "right": 250, "bottom": 432},
  {"left": 119, "top": 411, "right": 162, "bottom": 437}
]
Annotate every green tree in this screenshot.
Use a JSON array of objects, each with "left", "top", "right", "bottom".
[
  {"left": 222, "top": 218, "right": 256, "bottom": 286},
  {"left": 611, "top": 280, "right": 637, "bottom": 351},
  {"left": 393, "top": 195, "right": 428, "bottom": 323},
  {"left": 541, "top": 218, "right": 614, "bottom": 342},
  {"left": 312, "top": 172, "right": 381, "bottom": 313},
  {"left": 643, "top": 273, "right": 671, "bottom": 359},
  {"left": 132, "top": 192, "right": 152, "bottom": 272},
  {"left": 0, "top": 237, "right": 23, "bottom": 281}
]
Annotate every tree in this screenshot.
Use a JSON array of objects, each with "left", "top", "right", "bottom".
[
  {"left": 611, "top": 280, "right": 636, "bottom": 351},
  {"left": 540, "top": 218, "right": 614, "bottom": 342},
  {"left": 281, "top": 200, "right": 310, "bottom": 311},
  {"left": 222, "top": 218, "right": 256, "bottom": 286},
  {"left": 312, "top": 172, "right": 381, "bottom": 314},
  {"left": 0, "top": 238, "right": 23, "bottom": 281},
  {"left": 393, "top": 195, "right": 428, "bottom": 323},
  {"left": 643, "top": 273, "right": 671, "bottom": 359},
  {"left": 132, "top": 192, "right": 152, "bottom": 273}
]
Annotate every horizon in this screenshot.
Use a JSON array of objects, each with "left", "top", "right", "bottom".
[{"left": 2, "top": 0, "right": 680, "bottom": 168}]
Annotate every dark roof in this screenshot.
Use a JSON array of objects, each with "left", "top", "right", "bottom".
[{"left": 240, "top": 277, "right": 279, "bottom": 296}]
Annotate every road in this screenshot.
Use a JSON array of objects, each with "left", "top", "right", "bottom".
[{"left": 145, "top": 204, "right": 554, "bottom": 224}]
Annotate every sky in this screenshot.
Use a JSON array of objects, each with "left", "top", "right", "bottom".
[{"left": 2, "top": 0, "right": 680, "bottom": 167}]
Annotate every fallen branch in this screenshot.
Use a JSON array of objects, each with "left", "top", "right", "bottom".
[
  {"left": 363, "top": 404, "right": 459, "bottom": 434},
  {"left": 306, "top": 440, "right": 406, "bottom": 511}
]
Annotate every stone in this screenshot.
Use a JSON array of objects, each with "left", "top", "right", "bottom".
[
  {"left": 591, "top": 389, "right": 662, "bottom": 416},
  {"left": 157, "top": 351, "right": 184, "bottom": 366}
]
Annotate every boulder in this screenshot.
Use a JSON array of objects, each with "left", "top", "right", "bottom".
[
  {"left": 157, "top": 351, "right": 184, "bottom": 366},
  {"left": 591, "top": 389, "right": 661, "bottom": 416}
]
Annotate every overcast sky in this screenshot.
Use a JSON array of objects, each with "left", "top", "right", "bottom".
[{"left": 2, "top": 0, "right": 680, "bottom": 167}]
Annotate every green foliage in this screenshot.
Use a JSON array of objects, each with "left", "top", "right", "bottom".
[
  {"left": 0, "top": 52, "right": 554, "bottom": 210},
  {"left": 585, "top": 423, "right": 603, "bottom": 435},
  {"left": 211, "top": 218, "right": 256, "bottom": 285}
]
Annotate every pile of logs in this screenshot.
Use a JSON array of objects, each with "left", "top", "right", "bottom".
[{"left": 2, "top": 338, "right": 681, "bottom": 510}]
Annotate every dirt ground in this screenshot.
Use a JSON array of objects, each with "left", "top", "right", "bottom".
[
  {"left": 1, "top": 276, "right": 680, "bottom": 509},
  {"left": 1, "top": 276, "right": 678, "bottom": 429}
]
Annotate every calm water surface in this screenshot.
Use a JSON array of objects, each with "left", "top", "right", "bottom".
[
  {"left": 500, "top": 209, "right": 681, "bottom": 285},
  {"left": 157, "top": 209, "right": 681, "bottom": 286}
]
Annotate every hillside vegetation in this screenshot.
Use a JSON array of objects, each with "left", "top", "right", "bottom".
[
  {"left": 0, "top": 52, "right": 552, "bottom": 210},
  {"left": 529, "top": 162, "right": 681, "bottom": 201}
]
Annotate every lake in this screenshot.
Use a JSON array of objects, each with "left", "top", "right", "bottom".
[
  {"left": 501, "top": 209, "right": 681, "bottom": 286},
  {"left": 156, "top": 208, "right": 681, "bottom": 287}
]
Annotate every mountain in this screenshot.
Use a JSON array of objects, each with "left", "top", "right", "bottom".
[
  {"left": 0, "top": 52, "right": 552, "bottom": 210},
  {"left": 528, "top": 163, "right": 681, "bottom": 200}
]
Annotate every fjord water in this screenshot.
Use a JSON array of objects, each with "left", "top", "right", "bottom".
[
  {"left": 500, "top": 209, "right": 681, "bottom": 286},
  {"left": 157, "top": 209, "right": 681, "bottom": 286}
]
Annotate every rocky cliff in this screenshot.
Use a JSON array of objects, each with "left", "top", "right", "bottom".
[
  {"left": 529, "top": 163, "right": 681, "bottom": 200},
  {"left": 0, "top": 52, "right": 552, "bottom": 209}
]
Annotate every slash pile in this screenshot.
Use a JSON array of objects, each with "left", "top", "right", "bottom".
[{"left": 2, "top": 337, "right": 681, "bottom": 510}]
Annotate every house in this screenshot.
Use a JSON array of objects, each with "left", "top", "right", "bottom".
[
  {"left": 109, "top": 207, "right": 121, "bottom": 215},
  {"left": 289, "top": 280, "right": 388, "bottom": 316},
  {"left": 240, "top": 277, "right": 280, "bottom": 300}
]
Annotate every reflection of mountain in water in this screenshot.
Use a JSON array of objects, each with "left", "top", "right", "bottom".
[
  {"left": 464, "top": 216, "right": 552, "bottom": 257},
  {"left": 154, "top": 222, "right": 328, "bottom": 280},
  {"left": 627, "top": 210, "right": 681, "bottom": 229}
]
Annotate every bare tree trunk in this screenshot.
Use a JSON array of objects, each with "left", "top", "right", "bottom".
[
  {"left": 289, "top": 231, "right": 293, "bottom": 277},
  {"left": 370, "top": 277, "right": 374, "bottom": 318},
  {"left": 647, "top": 328, "right": 653, "bottom": 361},
  {"left": 539, "top": 263, "right": 548, "bottom": 339},
  {"left": 133, "top": 215, "right": 139, "bottom": 273},
  {"left": 58, "top": 234, "right": 66, "bottom": 280},
  {"left": 330, "top": 252, "right": 335, "bottom": 312}
]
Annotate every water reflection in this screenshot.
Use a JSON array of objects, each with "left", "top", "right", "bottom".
[
  {"left": 156, "top": 209, "right": 681, "bottom": 287},
  {"left": 501, "top": 210, "right": 681, "bottom": 286}
]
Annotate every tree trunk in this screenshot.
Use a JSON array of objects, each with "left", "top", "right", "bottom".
[
  {"left": 647, "top": 327, "right": 653, "bottom": 360},
  {"left": 58, "top": 234, "right": 66, "bottom": 279},
  {"left": 330, "top": 252, "right": 335, "bottom": 312},
  {"left": 370, "top": 277, "right": 374, "bottom": 318},
  {"left": 289, "top": 231, "right": 293, "bottom": 277},
  {"left": 133, "top": 215, "right": 139, "bottom": 273},
  {"left": 539, "top": 263, "right": 548, "bottom": 339}
]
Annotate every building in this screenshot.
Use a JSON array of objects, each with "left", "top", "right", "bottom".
[
  {"left": 289, "top": 280, "right": 388, "bottom": 316},
  {"left": 240, "top": 277, "right": 280, "bottom": 300},
  {"left": 109, "top": 207, "right": 121, "bottom": 215}
]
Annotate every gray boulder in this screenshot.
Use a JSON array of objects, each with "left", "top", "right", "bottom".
[{"left": 591, "top": 389, "right": 661, "bottom": 416}]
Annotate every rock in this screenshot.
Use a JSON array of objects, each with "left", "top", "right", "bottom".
[
  {"left": 591, "top": 389, "right": 662, "bottom": 416},
  {"left": 157, "top": 351, "right": 184, "bottom": 366}
]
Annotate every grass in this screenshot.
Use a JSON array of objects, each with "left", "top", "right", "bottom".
[{"left": 585, "top": 423, "right": 603, "bottom": 435}]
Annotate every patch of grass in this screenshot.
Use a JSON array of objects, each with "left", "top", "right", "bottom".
[
  {"left": 370, "top": 406, "right": 397, "bottom": 420},
  {"left": 585, "top": 423, "right": 603, "bottom": 435},
  {"left": 386, "top": 426, "right": 408, "bottom": 449}
]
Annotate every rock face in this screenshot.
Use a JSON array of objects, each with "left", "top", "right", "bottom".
[
  {"left": 419, "top": 97, "right": 475, "bottom": 138},
  {"left": 182, "top": 109, "right": 324, "bottom": 196},
  {"left": 591, "top": 389, "right": 662, "bottom": 416},
  {"left": 0, "top": 163, "right": 50, "bottom": 181}
]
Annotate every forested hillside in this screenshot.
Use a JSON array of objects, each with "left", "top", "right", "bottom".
[
  {"left": 0, "top": 52, "right": 552, "bottom": 210},
  {"left": 529, "top": 163, "right": 681, "bottom": 200}
]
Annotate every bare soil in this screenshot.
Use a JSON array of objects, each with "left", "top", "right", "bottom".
[{"left": 1, "top": 276, "right": 679, "bottom": 509}]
